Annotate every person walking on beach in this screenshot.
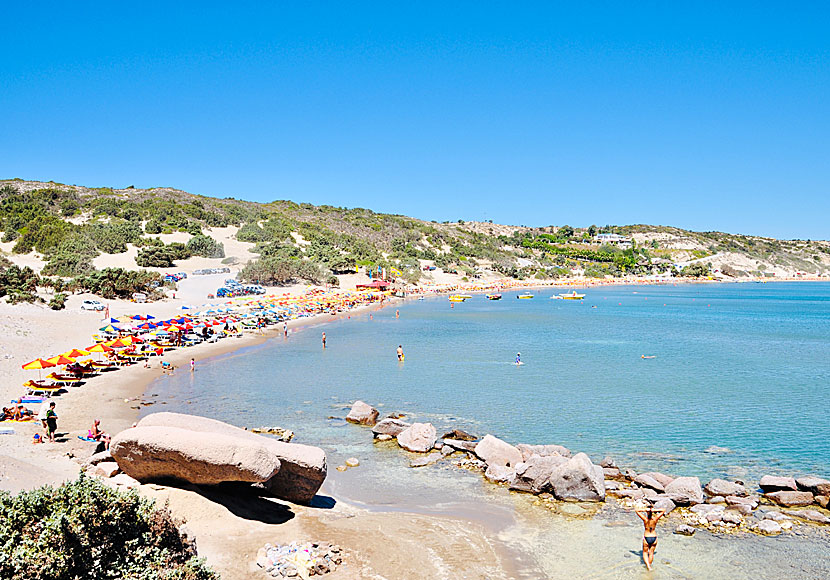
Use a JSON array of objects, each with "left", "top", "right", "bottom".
[
  {"left": 321, "top": 332, "right": 326, "bottom": 348},
  {"left": 45, "top": 402, "right": 58, "bottom": 443},
  {"left": 635, "top": 505, "right": 666, "bottom": 570},
  {"left": 397, "top": 345, "right": 404, "bottom": 361}
]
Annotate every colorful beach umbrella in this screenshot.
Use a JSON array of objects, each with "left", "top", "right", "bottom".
[
  {"left": 86, "top": 343, "right": 114, "bottom": 353},
  {"left": 63, "top": 348, "right": 89, "bottom": 358},
  {"left": 46, "top": 355, "right": 75, "bottom": 366},
  {"left": 99, "top": 324, "right": 122, "bottom": 333},
  {"left": 22, "top": 358, "right": 56, "bottom": 370}
]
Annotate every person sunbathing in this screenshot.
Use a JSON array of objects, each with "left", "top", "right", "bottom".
[
  {"left": 1, "top": 407, "right": 13, "bottom": 421},
  {"left": 13, "top": 405, "right": 33, "bottom": 420}
]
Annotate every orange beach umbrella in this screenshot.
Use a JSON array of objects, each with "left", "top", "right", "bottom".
[
  {"left": 46, "top": 355, "right": 75, "bottom": 366},
  {"left": 63, "top": 348, "right": 89, "bottom": 358},
  {"left": 86, "top": 343, "right": 114, "bottom": 353},
  {"left": 22, "top": 358, "right": 56, "bottom": 370}
]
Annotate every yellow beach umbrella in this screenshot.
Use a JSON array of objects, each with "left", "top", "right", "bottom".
[
  {"left": 63, "top": 348, "right": 89, "bottom": 358},
  {"left": 21, "top": 358, "right": 56, "bottom": 380},
  {"left": 46, "top": 355, "right": 75, "bottom": 366}
]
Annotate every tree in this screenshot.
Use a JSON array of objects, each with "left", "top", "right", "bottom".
[{"left": 186, "top": 234, "right": 225, "bottom": 258}]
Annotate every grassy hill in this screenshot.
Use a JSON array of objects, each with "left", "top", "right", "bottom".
[{"left": 1, "top": 179, "right": 828, "bottom": 302}]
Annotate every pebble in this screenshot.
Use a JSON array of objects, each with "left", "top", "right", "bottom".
[
  {"left": 335, "top": 465, "right": 347, "bottom": 472},
  {"left": 255, "top": 541, "right": 343, "bottom": 577},
  {"left": 345, "top": 457, "right": 360, "bottom": 467}
]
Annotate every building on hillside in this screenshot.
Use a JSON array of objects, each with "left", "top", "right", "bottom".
[{"left": 594, "top": 233, "right": 632, "bottom": 247}]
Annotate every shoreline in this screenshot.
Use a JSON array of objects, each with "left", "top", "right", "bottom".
[{"left": 3, "top": 279, "right": 830, "bottom": 578}]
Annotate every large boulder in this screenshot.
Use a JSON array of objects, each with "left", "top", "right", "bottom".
[
  {"left": 705, "top": 478, "right": 748, "bottom": 497},
  {"left": 484, "top": 464, "right": 516, "bottom": 484},
  {"left": 516, "top": 443, "right": 571, "bottom": 462},
  {"left": 795, "top": 475, "right": 830, "bottom": 496},
  {"left": 397, "top": 423, "right": 437, "bottom": 453},
  {"left": 641, "top": 472, "right": 674, "bottom": 488},
  {"left": 633, "top": 474, "right": 665, "bottom": 493},
  {"left": 548, "top": 453, "right": 605, "bottom": 502},
  {"left": 441, "top": 429, "right": 477, "bottom": 441},
  {"left": 759, "top": 475, "right": 797, "bottom": 492},
  {"left": 664, "top": 476, "right": 704, "bottom": 505},
  {"left": 474, "top": 435, "right": 522, "bottom": 468},
  {"left": 442, "top": 438, "right": 478, "bottom": 453},
  {"left": 345, "top": 401, "right": 379, "bottom": 426},
  {"left": 766, "top": 491, "right": 814, "bottom": 507},
  {"left": 111, "top": 426, "right": 281, "bottom": 485},
  {"left": 372, "top": 418, "right": 411, "bottom": 438},
  {"left": 510, "top": 455, "right": 569, "bottom": 494},
  {"left": 137, "top": 412, "right": 326, "bottom": 504}
]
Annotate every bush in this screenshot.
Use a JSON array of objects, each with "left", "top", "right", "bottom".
[
  {"left": 88, "top": 220, "right": 142, "bottom": 254},
  {"left": 135, "top": 243, "right": 191, "bottom": 268},
  {"left": 48, "top": 292, "right": 66, "bottom": 310},
  {"left": 236, "top": 223, "right": 271, "bottom": 243},
  {"left": 239, "top": 257, "right": 327, "bottom": 285},
  {"left": 72, "top": 268, "right": 162, "bottom": 299},
  {"left": 186, "top": 234, "right": 225, "bottom": 258},
  {"left": 0, "top": 265, "right": 40, "bottom": 301},
  {"left": 0, "top": 474, "right": 218, "bottom": 580}
]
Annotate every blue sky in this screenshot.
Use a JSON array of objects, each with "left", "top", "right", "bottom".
[{"left": 1, "top": 3, "right": 828, "bottom": 239}]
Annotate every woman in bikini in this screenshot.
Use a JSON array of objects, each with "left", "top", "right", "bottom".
[{"left": 635, "top": 505, "right": 666, "bottom": 570}]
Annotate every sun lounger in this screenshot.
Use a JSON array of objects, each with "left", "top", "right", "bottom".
[{"left": 46, "top": 373, "right": 83, "bottom": 386}]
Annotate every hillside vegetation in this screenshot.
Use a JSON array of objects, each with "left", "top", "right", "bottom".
[{"left": 1, "top": 179, "right": 828, "bottom": 302}]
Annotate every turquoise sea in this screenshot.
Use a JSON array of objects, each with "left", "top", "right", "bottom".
[
  {"left": 144, "top": 282, "right": 830, "bottom": 578},
  {"left": 146, "top": 282, "right": 830, "bottom": 484}
]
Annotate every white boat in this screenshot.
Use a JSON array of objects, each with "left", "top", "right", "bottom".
[{"left": 552, "top": 290, "right": 585, "bottom": 300}]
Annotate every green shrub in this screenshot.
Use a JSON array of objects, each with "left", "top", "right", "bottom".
[
  {"left": 88, "top": 220, "right": 143, "bottom": 254},
  {"left": 0, "top": 474, "right": 218, "bottom": 580},
  {"left": 0, "top": 265, "right": 40, "bottom": 301},
  {"left": 186, "top": 234, "right": 225, "bottom": 258},
  {"left": 72, "top": 268, "right": 162, "bottom": 299},
  {"left": 239, "top": 257, "right": 327, "bottom": 285},
  {"left": 48, "top": 292, "right": 66, "bottom": 310},
  {"left": 236, "top": 223, "right": 271, "bottom": 243}
]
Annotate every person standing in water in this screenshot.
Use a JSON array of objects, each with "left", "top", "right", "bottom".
[
  {"left": 283, "top": 323, "right": 288, "bottom": 337},
  {"left": 322, "top": 332, "right": 327, "bottom": 348},
  {"left": 190, "top": 358, "right": 195, "bottom": 372},
  {"left": 635, "top": 505, "right": 666, "bottom": 570},
  {"left": 396, "top": 309, "right": 399, "bottom": 318},
  {"left": 397, "top": 345, "right": 404, "bottom": 361},
  {"left": 515, "top": 352, "right": 521, "bottom": 365}
]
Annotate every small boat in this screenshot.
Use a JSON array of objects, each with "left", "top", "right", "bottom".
[
  {"left": 553, "top": 291, "right": 585, "bottom": 300},
  {"left": 486, "top": 294, "right": 502, "bottom": 300},
  {"left": 449, "top": 295, "right": 467, "bottom": 302},
  {"left": 517, "top": 293, "right": 534, "bottom": 299}
]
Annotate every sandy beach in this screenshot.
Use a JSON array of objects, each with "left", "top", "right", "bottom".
[{"left": 3, "top": 276, "right": 830, "bottom": 579}]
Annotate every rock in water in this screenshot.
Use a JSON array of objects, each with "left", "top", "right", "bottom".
[
  {"left": 756, "top": 520, "right": 782, "bottom": 535},
  {"left": 510, "top": 455, "right": 568, "bottom": 494},
  {"left": 345, "top": 457, "right": 360, "bottom": 467},
  {"left": 795, "top": 475, "right": 830, "bottom": 496},
  {"left": 441, "top": 429, "right": 477, "bottom": 441},
  {"left": 664, "top": 476, "right": 704, "bottom": 505},
  {"left": 137, "top": 412, "right": 326, "bottom": 504},
  {"left": 410, "top": 452, "right": 443, "bottom": 468},
  {"left": 641, "top": 472, "right": 675, "bottom": 487},
  {"left": 766, "top": 491, "right": 815, "bottom": 507},
  {"left": 652, "top": 498, "right": 677, "bottom": 515},
  {"left": 396, "top": 422, "right": 437, "bottom": 453},
  {"left": 633, "top": 474, "right": 665, "bottom": 493},
  {"left": 484, "top": 464, "right": 516, "bottom": 483},
  {"left": 474, "top": 435, "right": 523, "bottom": 468},
  {"left": 372, "top": 418, "right": 411, "bottom": 438},
  {"left": 548, "top": 452, "right": 605, "bottom": 502},
  {"left": 111, "top": 426, "right": 281, "bottom": 485},
  {"left": 516, "top": 443, "right": 571, "bottom": 461},
  {"left": 704, "top": 478, "right": 748, "bottom": 497},
  {"left": 345, "top": 401, "right": 379, "bottom": 426},
  {"left": 759, "top": 475, "right": 797, "bottom": 492}
]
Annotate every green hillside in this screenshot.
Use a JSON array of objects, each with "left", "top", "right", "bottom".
[{"left": 1, "top": 179, "right": 829, "bottom": 305}]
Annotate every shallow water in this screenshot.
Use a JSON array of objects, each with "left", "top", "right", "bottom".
[{"left": 144, "top": 282, "right": 830, "bottom": 578}]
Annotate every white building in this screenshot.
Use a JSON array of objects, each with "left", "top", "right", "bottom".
[{"left": 594, "top": 233, "right": 632, "bottom": 247}]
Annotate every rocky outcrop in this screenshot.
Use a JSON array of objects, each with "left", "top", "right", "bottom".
[
  {"left": 664, "top": 476, "right": 704, "bottom": 505},
  {"left": 484, "top": 464, "right": 516, "bottom": 483},
  {"left": 633, "top": 474, "right": 665, "bottom": 493},
  {"left": 441, "top": 429, "right": 477, "bottom": 441},
  {"left": 474, "top": 435, "right": 522, "bottom": 468},
  {"left": 759, "top": 475, "right": 797, "bottom": 492},
  {"left": 510, "top": 455, "right": 568, "bottom": 494},
  {"left": 442, "top": 438, "right": 478, "bottom": 453},
  {"left": 784, "top": 509, "right": 830, "bottom": 525},
  {"left": 766, "top": 491, "right": 814, "bottom": 507},
  {"left": 704, "top": 478, "right": 748, "bottom": 497},
  {"left": 345, "top": 401, "right": 379, "bottom": 426},
  {"left": 795, "top": 475, "right": 830, "bottom": 496},
  {"left": 641, "top": 472, "right": 674, "bottom": 488},
  {"left": 111, "top": 426, "right": 282, "bottom": 485},
  {"left": 137, "top": 412, "right": 326, "bottom": 504},
  {"left": 516, "top": 443, "right": 571, "bottom": 462},
  {"left": 372, "top": 418, "right": 411, "bottom": 438},
  {"left": 548, "top": 453, "right": 605, "bottom": 502},
  {"left": 397, "top": 423, "right": 437, "bottom": 453}
]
